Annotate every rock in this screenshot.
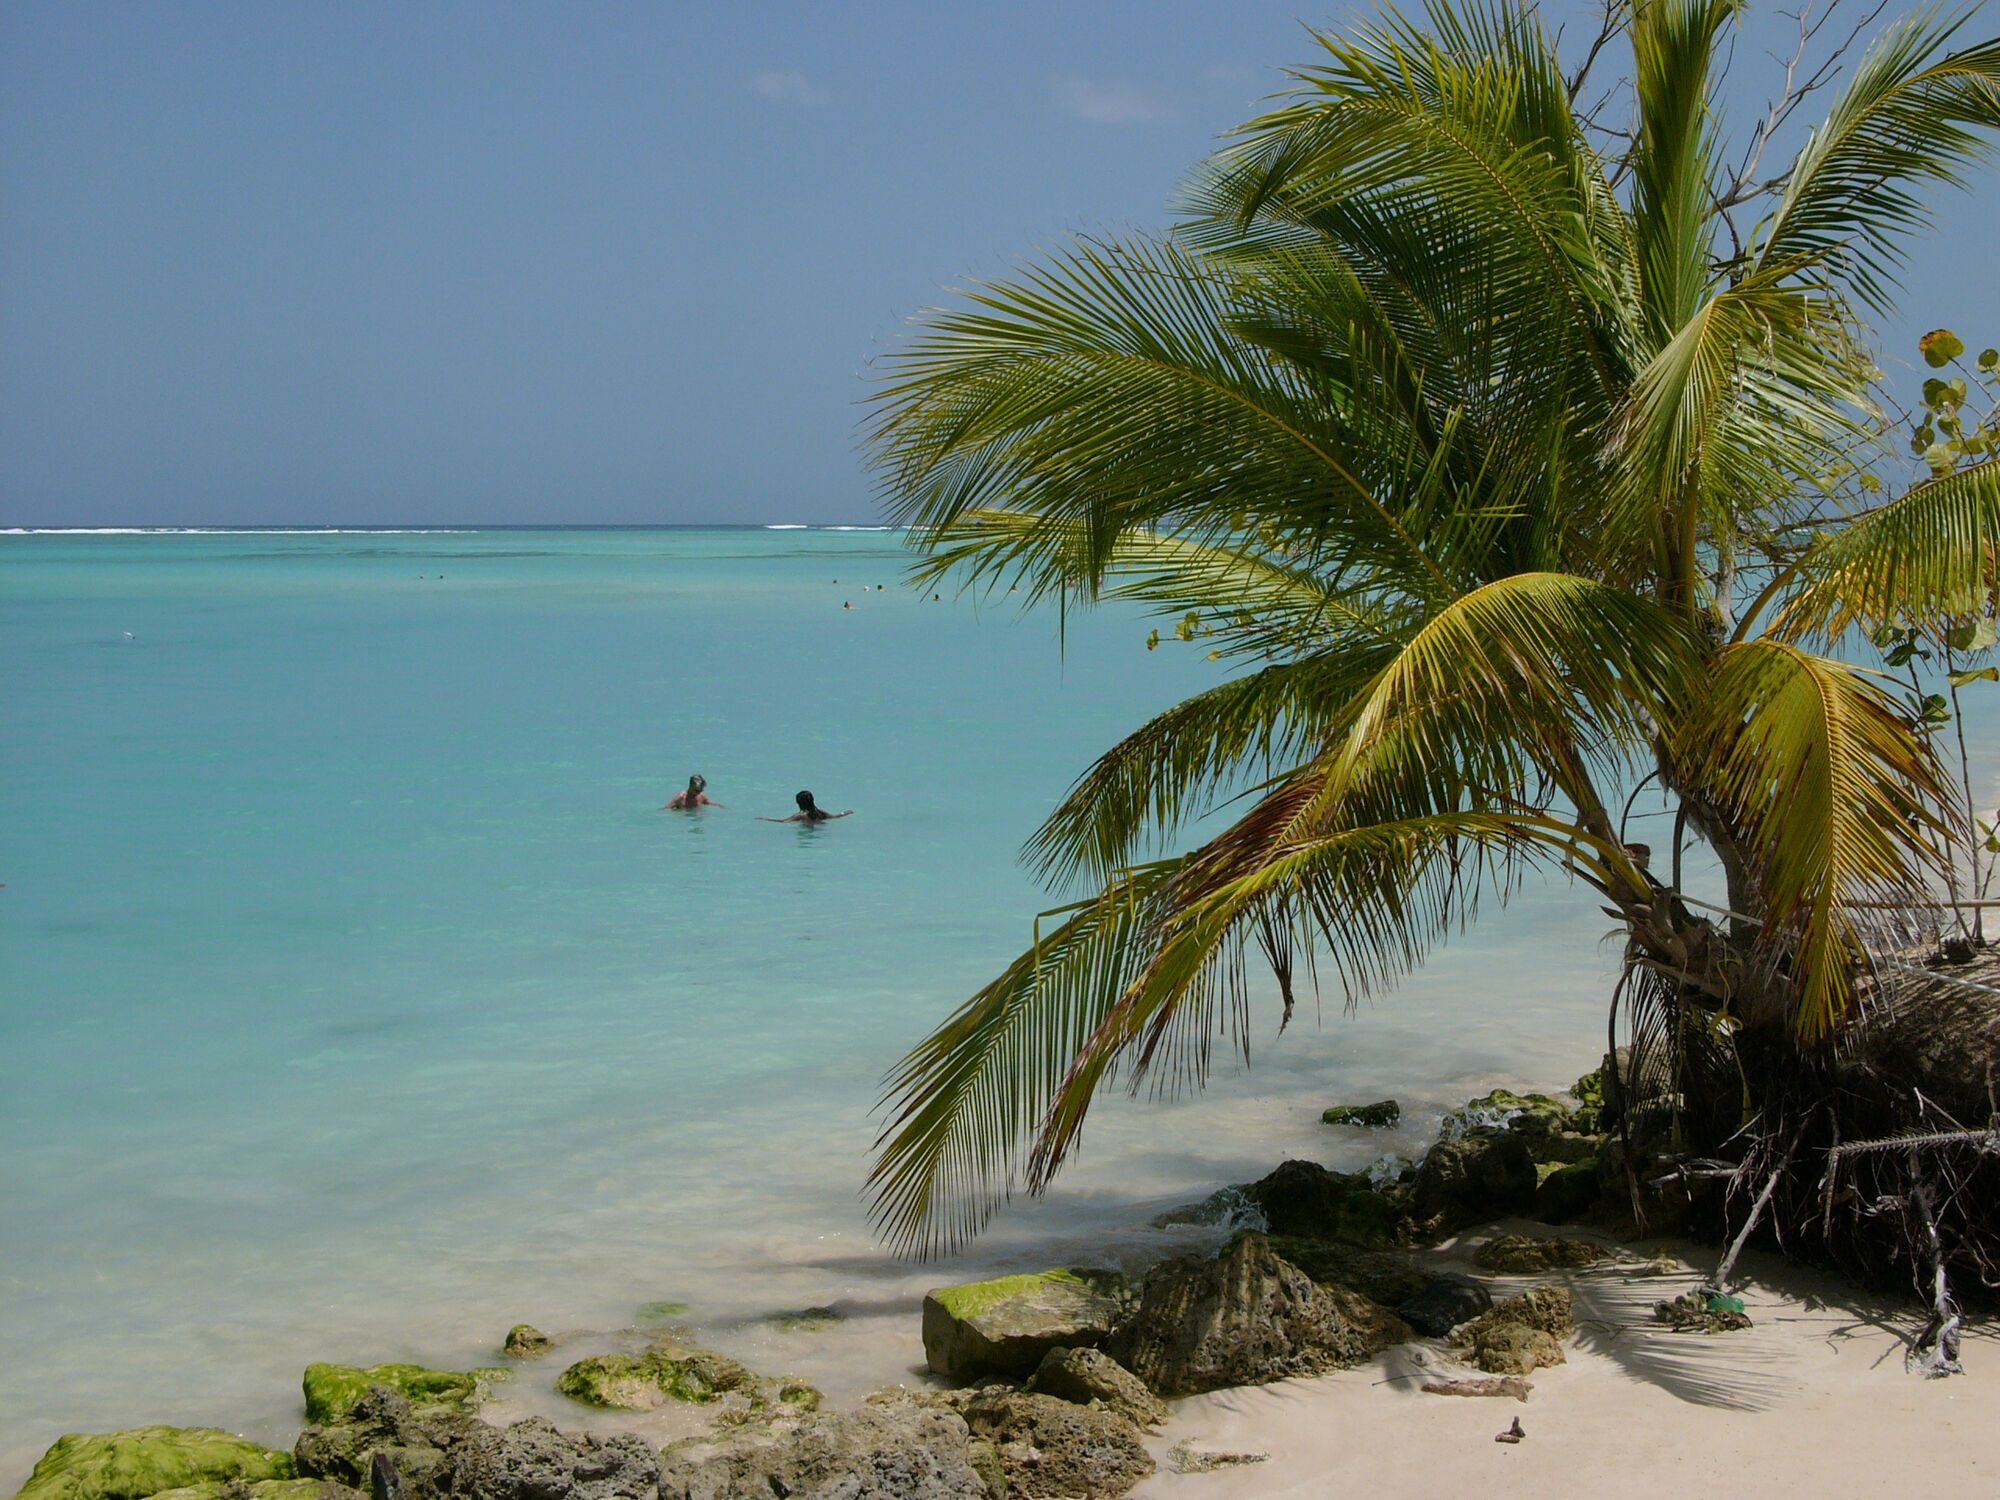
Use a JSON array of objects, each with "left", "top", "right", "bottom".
[
  {"left": 1241, "top": 1160, "right": 1400, "bottom": 1245},
  {"left": 657, "top": 1405, "right": 989, "bottom": 1500},
  {"left": 500, "top": 1326, "right": 552, "bottom": 1360},
  {"left": 429, "top": 1417, "right": 660, "bottom": 1500},
  {"left": 1147, "top": 1185, "right": 1267, "bottom": 1232},
  {"left": 301, "top": 1364, "right": 500, "bottom": 1425},
  {"left": 1108, "top": 1235, "right": 1407, "bottom": 1397},
  {"left": 293, "top": 1386, "right": 472, "bottom": 1493},
  {"left": 635, "top": 1301, "right": 691, "bottom": 1325},
  {"left": 962, "top": 1390, "right": 1153, "bottom": 1499},
  {"left": 921, "top": 1270, "right": 1120, "bottom": 1382},
  {"left": 1026, "top": 1347, "right": 1165, "bottom": 1429},
  {"left": 764, "top": 1306, "right": 843, "bottom": 1333},
  {"left": 1165, "top": 1443, "right": 1268, "bottom": 1474},
  {"left": 15, "top": 1432, "right": 296, "bottom": 1500},
  {"left": 1420, "top": 1376, "right": 1533, "bottom": 1400},
  {"left": 1408, "top": 1131, "right": 1537, "bottom": 1230},
  {"left": 1534, "top": 1162, "right": 1600, "bottom": 1223},
  {"left": 1260, "top": 1235, "right": 1429, "bottom": 1307},
  {"left": 1451, "top": 1287, "right": 1575, "bottom": 1344},
  {"left": 1443, "top": 1089, "right": 1575, "bottom": 1136},
  {"left": 1394, "top": 1274, "right": 1492, "bottom": 1337},
  {"left": 554, "top": 1339, "right": 759, "bottom": 1410},
  {"left": 1320, "top": 1100, "right": 1399, "bottom": 1127},
  {"left": 1467, "top": 1325, "right": 1565, "bottom": 1376},
  {"left": 146, "top": 1485, "right": 360, "bottom": 1500},
  {"left": 1473, "top": 1235, "right": 1606, "bottom": 1273}
]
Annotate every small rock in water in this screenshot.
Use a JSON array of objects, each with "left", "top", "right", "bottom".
[
  {"left": 1420, "top": 1376, "right": 1533, "bottom": 1401},
  {"left": 501, "top": 1324, "right": 553, "bottom": 1359},
  {"left": 636, "top": 1299, "right": 692, "bottom": 1325},
  {"left": 1167, "top": 1441, "right": 1269, "bottom": 1474},
  {"left": 765, "top": 1305, "right": 844, "bottom": 1333},
  {"left": 1321, "top": 1099, "right": 1400, "bottom": 1127},
  {"left": 921, "top": 1270, "right": 1122, "bottom": 1382}
]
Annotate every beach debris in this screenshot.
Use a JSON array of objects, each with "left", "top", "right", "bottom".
[
  {"left": 500, "top": 1323, "right": 553, "bottom": 1359},
  {"left": 1242, "top": 1158, "right": 1400, "bottom": 1245},
  {"left": 1026, "top": 1346, "right": 1167, "bottom": 1429},
  {"left": 1322, "top": 1099, "right": 1400, "bottom": 1127},
  {"left": 1421, "top": 1376, "right": 1533, "bottom": 1400},
  {"left": 1654, "top": 1290, "right": 1753, "bottom": 1333},
  {"left": 1109, "top": 1235, "right": 1407, "bottom": 1397},
  {"left": 1474, "top": 1234, "right": 1608, "bottom": 1273},
  {"left": 1167, "top": 1441, "right": 1270, "bottom": 1474},
  {"left": 921, "top": 1268, "right": 1124, "bottom": 1382},
  {"left": 14, "top": 1427, "right": 296, "bottom": 1500},
  {"left": 1495, "top": 1417, "right": 1526, "bottom": 1444},
  {"left": 1395, "top": 1273, "right": 1493, "bottom": 1336}
]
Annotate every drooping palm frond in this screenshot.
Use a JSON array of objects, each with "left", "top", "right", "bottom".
[
  {"left": 1779, "top": 458, "right": 2000, "bottom": 637},
  {"left": 1754, "top": 9, "right": 2000, "bottom": 313},
  {"left": 1674, "top": 641, "right": 1955, "bottom": 1038}
]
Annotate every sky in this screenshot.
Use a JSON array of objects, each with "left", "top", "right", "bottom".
[{"left": 3, "top": 1, "right": 1997, "bottom": 527}]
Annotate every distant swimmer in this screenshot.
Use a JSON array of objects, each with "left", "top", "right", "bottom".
[
  {"left": 664, "top": 774, "right": 725, "bottom": 811},
  {"left": 759, "top": 790, "right": 852, "bottom": 825}
]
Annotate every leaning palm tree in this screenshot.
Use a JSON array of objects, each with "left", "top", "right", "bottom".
[{"left": 864, "top": 0, "right": 2000, "bottom": 1322}]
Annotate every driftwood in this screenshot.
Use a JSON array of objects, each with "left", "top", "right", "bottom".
[{"left": 1420, "top": 1376, "right": 1533, "bottom": 1401}]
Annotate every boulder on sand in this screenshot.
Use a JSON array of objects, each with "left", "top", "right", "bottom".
[
  {"left": 657, "top": 1404, "right": 989, "bottom": 1500},
  {"left": 1025, "top": 1346, "right": 1166, "bottom": 1430},
  {"left": 1473, "top": 1235, "right": 1606, "bottom": 1273},
  {"left": 920, "top": 1270, "right": 1121, "bottom": 1382},
  {"left": 1408, "top": 1131, "right": 1538, "bottom": 1230},
  {"left": 1394, "top": 1274, "right": 1493, "bottom": 1337},
  {"left": 15, "top": 1429, "right": 295, "bottom": 1500},
  {"left": 961, "top": 1389, "right": 1154, "bottom": 1500},
  {"left": 1108, "top": 1235, "right": 1406, "bottom": 1397}
]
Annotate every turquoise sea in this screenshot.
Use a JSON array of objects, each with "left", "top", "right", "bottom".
[{"left": 5, "top": 528, "right": 1990, "bottom": 1484}]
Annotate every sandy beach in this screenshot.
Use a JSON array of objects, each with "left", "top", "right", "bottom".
[{"left": 1138, "top": 1225, "right": 1994, "bottom": 1499}]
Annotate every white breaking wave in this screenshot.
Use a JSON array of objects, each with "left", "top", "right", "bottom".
[{"left": 762, "top": 523, "right": 810, "bottom": 530}]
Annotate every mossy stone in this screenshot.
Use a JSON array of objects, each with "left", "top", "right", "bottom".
[
  {"left": 299, "top": 1363, "right": 501, "bottom": 1424},
  {"left": 15, "top": 1428, "right": 295, "bottom": 1500},
  {"left": 921, "top": 1270, "right": 1121, "bottom": 1382},
  {"left": 148, "top": 1483, "right": 362, "bottom": 1500},
  {"left": 635, "top": 1301, "right": 691, "bottom": 1325},
  {"left": 554, "top": 1341, "right": 758, "bottom": 1410},
  {"left": 1321, "top": 1099, "right": 1400, "bottom": 1127},
  {"left": 501, "top": 1325, "right": 552, "bottom": 1359}
]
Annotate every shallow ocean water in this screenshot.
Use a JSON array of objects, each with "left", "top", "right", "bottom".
[{"left": 3, "top": 528, "right": 1989, "bottom": 1485}]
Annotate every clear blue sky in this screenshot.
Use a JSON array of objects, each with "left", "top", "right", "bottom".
[{"left": 4, "top": 2, "right": 1995, "bottom": 526}]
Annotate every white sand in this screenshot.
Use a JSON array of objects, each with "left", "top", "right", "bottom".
[{"left": 1136, "top": 1228, "right": 1995, "bottom": 1498}]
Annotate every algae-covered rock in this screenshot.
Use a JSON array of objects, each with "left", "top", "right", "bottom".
[
  {"left": 656, "top": 1405, "right": 988, "bottom": 1500},
  {"left": 1473, "top": 1235, "right": 1607, "bottom": 1273},
  {"left": 1534, "top": 1162, "right": 1601, "bottom": 1223},
  {"left": 1446, "top": 1089, "right": 1575, "bottom": 1135},
  {"left": 962, "top": 1389, "right": 1154, "bottom": 1499},
  {"left": 1467, "top": 1324, "right": 1566, "bottom": 1376},
  {"left": 1242, "top": 1160, "right": 1400, "bottom": 1245},
  {"left": 1394, "top": 1274, "right": 1493, "bottom": 1337},
  {"left": 1409, "top": 1131, "right": 1538, "bottom": 1230},
  {"left": 300, "top": 1362, "right": 500, "bottom": 1424},
  {"left": 1109, "top": 1235, "right": 1407, "bottom": 1398},
  {"left": 501, "top": 1324, "right": 552, "bottom": 1359},
  {"left": 1321, "top": 1099, "right": 1400, "bottom": 1127},
  {"left": 429, "top": 1417, "right": 660, "bottom": 1500},
  {"left": 921, "top": 1269, "right": 1121, "bottom": 1382},
  {"left": 1260, "top": 1235, "right": 1429, "bottom": 1307},
  {"left": 555, "top": 1339, "right": 758, "bottom": 1410},
  {"left": 145, "top": 1483, "right": 361, "bottom": 1500},
  {"left": 1026, "top": 1346, "right": 1166, "bottom": 1430},
  {"left": 292, "top": 1386, "right": 471, "bottom": 1492},
  {"left": 16, "top": 1428, "right": 295, "bottom": 1500},
  {"left": 763, "top": 1306, "right": 843, "bottom": 1333},
  {"left": 1452, "top": 1286, "right": 1575, "bottom": 1343},
  {"left": 636, "top": 1300, "right": 691, "bottom": 1325}
]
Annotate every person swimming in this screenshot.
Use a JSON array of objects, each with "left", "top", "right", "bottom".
[
  {"left": 663, "top": 774, "right": 725, "bottom": 811},
  {"left": 759, "top": 790, "right": 852, "bottom": 825}
]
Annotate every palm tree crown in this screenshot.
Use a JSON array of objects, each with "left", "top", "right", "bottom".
[{"left": 864, "top": 0, "right": 2000, "bottom": 1256}]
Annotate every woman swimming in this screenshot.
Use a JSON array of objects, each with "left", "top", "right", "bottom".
[
  {"left": 758, "top": 790, "right": 852, "bottom": 825},
  {"left": 664, "top": 774, "right": 724, "bottom": 811}
]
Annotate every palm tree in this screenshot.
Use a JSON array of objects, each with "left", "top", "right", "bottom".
[{"left": 863, "top": 0, "right": 2000, "bottom": 1281}]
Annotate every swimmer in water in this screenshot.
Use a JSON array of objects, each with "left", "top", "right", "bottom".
[
  {"left": 759, "top": 790, "right": 852, "bottom": 825},
  {"left": 663, "top": 774, "right": 725, "bottom": 811}
]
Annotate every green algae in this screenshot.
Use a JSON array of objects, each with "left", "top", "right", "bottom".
[
  {"left": 1320, "top": 1100, "right": 1400, "bottom": 1127},
  {"left": 554, "top": 1343, "right": 758, "bottom": 1409},
  {"left": 929, "top": 1270, "right": 1088, "bottom": 1323},
  {"left": 635, "top": 1301, "right": 691, "bottom": 1325},
  {"left": 299, "top": 1362, "right": 503, "bottom": 1424},
  {"left": 15, "top": 1428, "right": 295, "bottom": 1500}
]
